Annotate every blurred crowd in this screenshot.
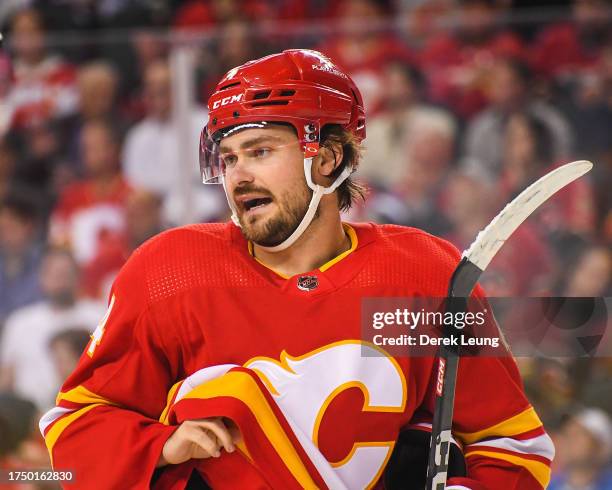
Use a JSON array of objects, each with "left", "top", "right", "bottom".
[{"left": 0, "top": 0, "right": 610, "bottom": 488}]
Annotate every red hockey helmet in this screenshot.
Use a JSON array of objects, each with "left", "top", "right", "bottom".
[{"left": 200, "top": 49, "right": 366, "bottom": 183}]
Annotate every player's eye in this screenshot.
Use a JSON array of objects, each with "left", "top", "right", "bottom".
[
  {"left": 221, "top": 153, "right": 238, "bottom": 167},
  {"left": 246, "top": 147, "right": 271, "bottom": 159}
]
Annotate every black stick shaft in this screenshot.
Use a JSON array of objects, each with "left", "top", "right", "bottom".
[{"left": 425, "top": 258, "right": 482, "bottom": 490}]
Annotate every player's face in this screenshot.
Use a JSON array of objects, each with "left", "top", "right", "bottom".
[{"left": 220, "top": 125, "right": 312, "bottom": 246}]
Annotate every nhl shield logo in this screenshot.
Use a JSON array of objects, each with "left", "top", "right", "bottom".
[{"left": 297, "top": 275, "right": 318, "bottom": 291}]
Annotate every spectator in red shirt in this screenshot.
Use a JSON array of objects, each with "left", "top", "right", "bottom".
[
  {"left": 317, "top": 0, "right": 415, "bottom": 115},
  {"left": 531, "top": 0, "right": 612, "bottom": 80},
  {"left": 419, "top": 0, "right": 525, "bottom": 118},
  {"left": 49, "top": 118, "right": 131, "bottom": 265},
  {"left": 2, "top": 8, "right": 77, "bottom": 135},
  {"left": 81, "top": 189, "right": 164, "bottom": 300}
]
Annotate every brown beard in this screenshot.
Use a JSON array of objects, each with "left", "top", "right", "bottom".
[{"left": 237, "top": 183, "right": 314, "bottom": 247}]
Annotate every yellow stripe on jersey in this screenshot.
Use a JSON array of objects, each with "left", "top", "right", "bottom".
[
  {"left": 180, "top": 370, "right": 319, "bottom": 490},
  {"left": 248, "top": 240, "right": 291, "bottom": 279},
  {"left": 465, "top": 449, "right": 551, "bottom": 488},
  {"left": 455, "top": 407, "right": 543, "bottom": 445},
  {"left": 56, "top": 385, "right": 118, "bottom": 407},
  {"left": 247, "top": 223, "right": 358, "bottom": 278},
  {"left": 319, "top": 224, "right": 358, "bottom": 272},
  {"left": 159, "top": 380, "right": 183, "bottom": 425},
  {"left": 45, "top": 404, "right": 105, "bottom": 465}
]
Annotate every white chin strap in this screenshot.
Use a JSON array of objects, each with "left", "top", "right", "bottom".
[
  {"left": 223, "top": 156, "right": 352, "bottom": 252},
  {"left": 221, "top": 175, "right": 242, "bottom": 227}
]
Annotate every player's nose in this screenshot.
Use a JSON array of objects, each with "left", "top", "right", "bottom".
[{"left": 227, "top": 158, "right": 255, "bottom": 187}]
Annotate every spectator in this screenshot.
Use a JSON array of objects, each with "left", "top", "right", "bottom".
[
  {"left": 0, "top": 191, "right": 43, "bottom": 323},
  {"left": 49, "top": 118, "right": 131, "bottom": 265},
  {"left": 549, "top": 408, "right": 612, "bottom": 489},
  {"left": 173, "top": 0, "right": 242, "bottom": 29},
  {"left": 419, "top": 0, "right": 525, "bottom": 118},
  {"left": 317, "top": 0, "right": 415, "bottom": 115},
  {"left": 48, "top": 328, "right": 91, "bottom": 384},
  {"left": 359, "top": 61, "right": 455, "bottom": 188},
  {"left": 560, "top": 41, "right": 612, "bottom": 161},
  {"left": 0, "top": 248, "right": 105, "bottom": 410},
  {"left": 10, "top": 120, "right": 66, "bottom": 214},
  {"left": 499, "top": 112, "right": 595, "bottom": 240},
  {"left": 197, "top": 17, "right": 267, "bottom": 102},
  {"left": 559, "top": 245, "right": 611, "bottom": 297},
  {"left": 61, "top": 60, "right": 128, "bottom": 169},
  {"left": 531, "top": 0, "right": 612, "bottom": 80},
  {"left": 0, "top": 392, "right": 47, "bottom": 483},
  {"left": 81, "top": 189, "right": 165, "bottom": 300},
  {"left": 500, "top": 113, "right": 555, "bottom": 196},
  {"left": 363, "top": 110, "right": 455, "bottom": 236},
  {"left": 521, "top": 358, "right": 576, "bottom": 430},
  {"left": 398, "top": 0, "right": 454, "bottom": 46},
  {"left": 1, "top": 8, "right": 77, "bottom": 135},
  {"left": 0, "top": 1, "right": 29, "bottom": 29},
  {"left": 463, "top": 57, "right": 574, "bottom": 179},
  {"left": 118, "top": 29, "right": 168, "bottom": 116},
  {"left": 122, "top": 60, "right": 223, "bottom": 225}
]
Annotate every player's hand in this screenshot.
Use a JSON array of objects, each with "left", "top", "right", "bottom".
[{"left": 157, "top": 417, "right": 237, "bottom": 467}]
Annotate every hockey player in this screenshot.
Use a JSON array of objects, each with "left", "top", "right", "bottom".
[{"left": 40, "top": 50, "right": 554, "bottom": 489}]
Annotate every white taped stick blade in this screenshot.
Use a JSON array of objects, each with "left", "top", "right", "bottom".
[{"left": 463, "top": 160, "right": 593, "bottom": 270}]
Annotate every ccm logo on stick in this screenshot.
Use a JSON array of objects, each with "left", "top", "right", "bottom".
[
  {"left": 212, "top": 94, "right": 243, "bottom": 109},
  {"left": 436, "top": 358, "right": 446, "bottom": 396}
]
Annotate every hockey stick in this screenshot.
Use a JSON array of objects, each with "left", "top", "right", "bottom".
[{"left": 425, "top": 160, "right": 593, "bottom": 490}]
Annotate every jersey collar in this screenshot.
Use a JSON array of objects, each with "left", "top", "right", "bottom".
[{"left": 231, "top": 222, "right": 377, "bottom": 295}]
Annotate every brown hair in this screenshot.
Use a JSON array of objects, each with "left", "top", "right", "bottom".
[{"left": 320, "top": 124, "right": 367, "bottom": 212}]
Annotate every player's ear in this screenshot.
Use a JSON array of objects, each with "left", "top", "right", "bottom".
[{"left": 314, "top": 141, "right": 343, "bottom": 181}]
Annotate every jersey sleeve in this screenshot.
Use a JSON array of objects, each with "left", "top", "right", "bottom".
[
  {"left": 445, "top": 350, "right": 554, "bottom": 489},
  {"left": 39, "top": 245, "right": 179, "bottom": 489}
]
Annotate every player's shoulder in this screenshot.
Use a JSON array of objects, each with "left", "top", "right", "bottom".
[
  {"left": 351, "top": 223, "right": 461, "bottom": 293},
  {"left": 360, "top": 222, "right": 460, "bottom": 262},
  {"left": 124, "top": 222, "right": 237, "bottom": 277},
  {"left": 132, "top": 222, "right": 232, "bottom": 258},
  {"left": 112, "top": 222, "right": 264, "bottom": 304}
]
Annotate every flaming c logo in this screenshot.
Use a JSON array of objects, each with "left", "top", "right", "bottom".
[{"left": 245, "top": 341, "right": 407, "bottom": 489}]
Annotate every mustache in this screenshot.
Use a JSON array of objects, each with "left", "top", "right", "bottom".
[{"left": 233, "top": 185, "right": 273, "bottom": 199}]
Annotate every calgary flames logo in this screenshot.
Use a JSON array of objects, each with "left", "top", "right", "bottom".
[{"left": 245, "top": 341, "right": 407, "bottom": 489}]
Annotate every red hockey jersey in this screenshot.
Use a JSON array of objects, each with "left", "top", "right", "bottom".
[{"left": 40, "top": 222, "right": 554, "bottom": 489}]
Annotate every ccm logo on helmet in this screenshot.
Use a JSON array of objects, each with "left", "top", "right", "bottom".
[{"left": 212, "top": 94, "right": 244, "bottom": 109}]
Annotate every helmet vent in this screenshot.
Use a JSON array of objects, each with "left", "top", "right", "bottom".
[
  {"left": 253, "top": 91, "right": 272, "bottom": 100},
  {"left": 219, "top": 82, "right": 241, "bottom": 91},
  {"left": 250, "top": 100, "right": 290, "bottom": 107},
  {"left": 279, "top": 90, "right": 296, "bottom": 97}
]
